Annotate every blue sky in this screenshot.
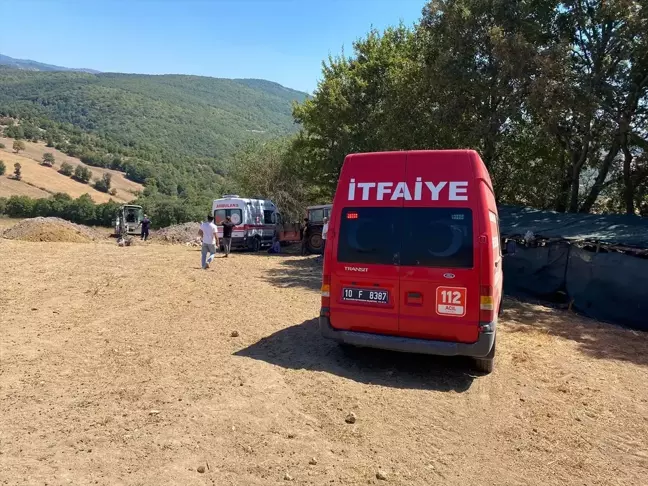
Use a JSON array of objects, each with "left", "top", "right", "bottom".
[{"left": 0, "top": 0, "right": 426, "bottom": 93}]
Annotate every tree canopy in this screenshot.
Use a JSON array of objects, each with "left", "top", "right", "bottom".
[{"left": 292, "top": 0, "right": 648, "bottom": 215}]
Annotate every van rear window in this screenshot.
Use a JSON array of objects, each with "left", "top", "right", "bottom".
[
  {"left": 337, "top": 207, "right": 473, "bottom": 267},
  {"left": 401, "top": 208, "right": 473, "bottom": 268},
  {"left": 214, "top": 209, "right": 242, "bottom": 225},
  {"left": 337, "top": 207, "right": 401, "bottom": 265}
]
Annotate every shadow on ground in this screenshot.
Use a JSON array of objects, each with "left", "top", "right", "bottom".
[
  {"left": 262, "top": 257, "right": 322, "bottom": 291},
  {"left": 236, "top": 318, "right": 476, "bottom": 392},
  {"left": 502, "top": 297, "right": 648, "bottom": 367}
]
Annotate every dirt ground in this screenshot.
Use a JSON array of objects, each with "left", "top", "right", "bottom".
[{"left": 1, "top": 236, "right": 647, "bottom": 485}]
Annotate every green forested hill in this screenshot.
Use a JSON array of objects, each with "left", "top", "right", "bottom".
[{"left": 0, "top": 68, "right": 306, "bottom": 161}]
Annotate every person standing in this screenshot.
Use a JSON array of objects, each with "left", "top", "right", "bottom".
[
  {"left": 139, "top": 214, "right": 151, "bottom": 241},
  {"left": 221, "top": 215, "right": 236, "bottom": 258},
  {"left": 198, "top": 215, "right": 219, "bottom": 269},
  {"left": 321, "top": 216, "right": 329, "bottom": 255},
  {"left": 301, "top": 218, "right": 310, "bottom": 256}
]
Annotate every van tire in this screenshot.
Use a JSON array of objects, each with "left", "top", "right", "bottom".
[{"left": 473, "top": 339, "right": 495, "bottom": 374}]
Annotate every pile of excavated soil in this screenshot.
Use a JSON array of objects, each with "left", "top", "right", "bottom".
[
  {"left": 2, "top": 217, "right": 104, "bottom": 243},
  {"left": 152, "top": 222, "right": 201, "bottom": 245}
]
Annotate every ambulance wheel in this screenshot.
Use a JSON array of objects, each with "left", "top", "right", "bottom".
[
  {"left": 250, "top": 236, "right": 261, "bottom": 252},
  {"left": 473, "top": 339, "right": 495, "bottom": 374}
]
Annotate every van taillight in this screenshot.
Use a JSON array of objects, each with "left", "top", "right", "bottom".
[
  {"left": 480, "top": 285, "right": 494, "bottom": 326},
  {"left": 321, "top": 275, "right": 331, "bottom": 315}
]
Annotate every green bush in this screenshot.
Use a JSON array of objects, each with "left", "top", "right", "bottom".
[
  {"left": 42, "top": 152, "right": 55, "bottom": 167},
  {"left": 93, "top": 173, "right": 112, "bottom": 193},
  {"left": 5, "top": 195, "right": 35, "bottom": 218},
  {"left": 59, "top": 162, "right": 74, "bottom": 176},
  {"left": 73, "top": 165, "right": 92, "bottom": 184},
  {"left": 0, "top": 142, "right": 6, "bottom": 149},
  {"left": 0, "top": 160, "right": 6, "bottom": 176}
]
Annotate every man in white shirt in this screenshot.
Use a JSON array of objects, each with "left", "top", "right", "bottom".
[
  {"left": 198, "top": 215, "right": 219, "bottom": 269},
  {"left": 321, "top": 217, "right": 329, "bottom": 255}
]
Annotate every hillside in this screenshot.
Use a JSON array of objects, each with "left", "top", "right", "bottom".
[
  {"left": 0, "top": 54, "right": 99, "bottom": 73},
  {"left": 0, "top": 68, "right": 306, "bottom": 163},
  {"left": 0, "top": 135, "right": 142, "bottom": 203}
]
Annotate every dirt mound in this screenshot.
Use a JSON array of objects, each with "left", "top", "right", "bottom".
[
  {"left": 152, "top": 222, "right": 201, "bottom": 244},
  {"left": 2, "top": 217, "right": 103, "bottom": 243}
]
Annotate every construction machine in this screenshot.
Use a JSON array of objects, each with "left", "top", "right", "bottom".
[{"left": 113, "top": 204, "right": 143, "bottom": 238}]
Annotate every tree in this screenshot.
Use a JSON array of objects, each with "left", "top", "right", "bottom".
[
  {"left": 231, "top": 139, "right": 314, "bottom": 221},
  {"left": 13, "top": 140, "right": 26, "bottom": 154},
  {"left": 4, "top": 125, "right": 24, "bottom": 140},
  {"left": 13, "top": 163, "right": 21, "bottom": 181},
  {"left": 5, "top": 195, "right": 34, "bottom": 218},
  {"left": 73, "top": 165, "right": 92, "bottom": 184},
  {"left": 93, "top": 173, "right": 112, "bottom": 193},
  {"left": 42, "top": 152, "right": 55, "bottom": 167},
  {"left": 0, "top": 160, "right": 5, "bottom": 176},
  {"left": 59, "top": 162, "right": 74, "bottom": 176}
]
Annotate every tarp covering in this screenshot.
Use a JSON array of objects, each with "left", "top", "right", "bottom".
[
  {"left": 565, "top": 248, "right": 648, "bottom": 329},
  {"left": 503, "top": 245, "right": 648, "bottom": 330},
  {"left": 498, "top": 205, "right": 648, "bottom": 249}
]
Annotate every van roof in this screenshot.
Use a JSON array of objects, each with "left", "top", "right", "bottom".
[{"left": 345, "top": 149, "right": 478, "bottom": 158}]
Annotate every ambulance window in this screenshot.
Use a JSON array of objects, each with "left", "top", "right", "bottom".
[
  {"left": 214, "top": 209, "right": 242, "bottom": 225},
  {"left": 263, "top": 210, "right": 275, "bottom": 224},
  {"left": 337, "top": 207, "right": 401, "bottom": 265},
  {"left": 401, "top": 208, "right": 473, "bottom": 268}
]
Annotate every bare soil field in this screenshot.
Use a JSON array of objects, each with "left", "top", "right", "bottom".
[
  {"left": 1, "top": 234, "right": 647, "bottom": 485},
  {"left": 0, "top": 136, "right": 143, "bottom": 202}
]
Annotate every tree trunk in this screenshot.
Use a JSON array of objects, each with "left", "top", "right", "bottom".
[
  {"left": 579, "top": 139, "right": 621, "bottom": 213},
  {"left": 568, "top": 144, "right": 591, "bottom": 213},
  {"left": 622, "top": 136, "right": 635, "bottom": 215},
  {"left": 553, "top": 149, "right": 572, "bottom": 212}
]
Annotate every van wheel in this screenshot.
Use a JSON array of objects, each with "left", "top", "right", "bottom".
[{"left": 473, "top": 339, "right": 496, "bottom": 374}]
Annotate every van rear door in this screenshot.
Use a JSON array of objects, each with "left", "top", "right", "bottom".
[
  {"left": 329, "top": 152, "right": 405, "bottom": 335},
  {"left": 398, "top": 151, "right": 481, "bottom": 343}
]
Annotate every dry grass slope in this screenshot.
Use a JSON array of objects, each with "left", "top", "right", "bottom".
[{"left": 0, "top": 135, "right": 143, "bottom": 202}]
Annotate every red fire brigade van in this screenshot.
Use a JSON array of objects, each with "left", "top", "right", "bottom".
[{"left": 319, "top": 150, "right": 502, "bottom": 373}]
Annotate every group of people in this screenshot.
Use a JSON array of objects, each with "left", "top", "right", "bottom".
[
  {"left": 196, "top": 214, "right": 329, "bottom": 270},
  {"left": 198, "top": 215, "right": 236, "bottom": 269}
]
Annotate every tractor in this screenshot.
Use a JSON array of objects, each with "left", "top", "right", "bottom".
[
  {"left": 113, "top": 204, "right": 143, "bottom": 238},
  {"left": 305, "top": 204, "right": 332, "bottom": 254}
]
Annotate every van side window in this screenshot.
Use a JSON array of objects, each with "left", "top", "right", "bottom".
[
  {"left": 337, "top": 207, "right": 401, "bottom": 265},
  {"left": 263, "top": 210, "right": 275, "bottom": 225},
  {"left": 401, "top": 208, "right": 474, "bottom": 268}
]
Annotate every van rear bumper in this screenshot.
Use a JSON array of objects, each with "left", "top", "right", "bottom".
[{"left": 319, "top": 316, "right": 495, "bottom": 358}]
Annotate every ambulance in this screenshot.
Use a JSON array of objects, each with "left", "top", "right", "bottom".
[
  {"left": 212, "top": 195, "right": 299, "bottom": 251},
  {"left": 319, "top": 150, "right": 502, "bottom": 373}
]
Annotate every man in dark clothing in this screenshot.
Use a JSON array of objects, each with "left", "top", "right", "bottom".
[
  {"left": 221, "top": 216, "right": 236, "bottom": 257},
  {"left": 301, "top": 218, "right": 310, "bottom": 256},
  {"left": 139, "top": 214, "right": 151, "bottom": 241}
]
